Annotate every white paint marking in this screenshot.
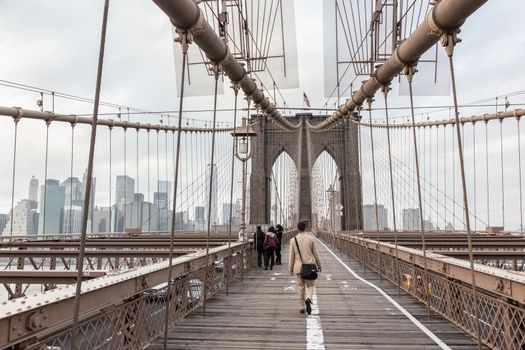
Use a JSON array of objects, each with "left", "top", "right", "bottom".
[
  {"left": 284, "top": 286, "right": 296, "bottom": 291},
  {"left": 306, "top": 289, "right": 325, "bottom": 350},
  {"left": 317, "top": 239, "right": 452, "bottom": 350}
]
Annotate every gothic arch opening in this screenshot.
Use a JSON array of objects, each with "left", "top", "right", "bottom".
[
  {"left": 270, "top": 150, "right": 298, "bottom": 228},
  {"left": 312, "top": 150, "right": 341, "bottom": 231}
]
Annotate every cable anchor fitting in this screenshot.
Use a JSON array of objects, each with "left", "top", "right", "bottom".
[
  {"left": 174, "top": 29, "right": 193, "bottom": 54},
  {"left": 403, "top": 64, "right": 417, "bottom": 84},
  {"left": 440, "top": 30, "right": 461, "bottom": 57}
]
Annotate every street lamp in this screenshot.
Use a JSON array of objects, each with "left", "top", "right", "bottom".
[{"left": 231, "top": 118, "right": 257, "bottom": 241}]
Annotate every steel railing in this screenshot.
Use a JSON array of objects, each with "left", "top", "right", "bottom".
[{"left": 318, "top": 231, "right": 525, "bottom": 350}]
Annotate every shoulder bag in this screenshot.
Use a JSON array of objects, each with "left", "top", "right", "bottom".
[{"left": 294, "top": 237, "right": 318, "bottom": 280}]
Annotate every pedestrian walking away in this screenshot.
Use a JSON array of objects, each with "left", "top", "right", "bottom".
[
  {"left": 253, "top": 225, "right": 266, "bottom": 268},
  {"left": 289, "top": 222, "right": 322, "bottom": 314},
  {"left": 275, "top": 224, "right": 284, "bottom": 265},
  {"left": 263, "top": 226, "right": 279, "bottom": 270}
]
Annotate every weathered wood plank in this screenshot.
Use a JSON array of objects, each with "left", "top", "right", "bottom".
[{"left": 149, "top": 237, "right": 485, "bottom": 349}]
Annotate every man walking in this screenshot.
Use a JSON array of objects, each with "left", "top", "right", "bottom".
[
  {"left": 253, "top": 225, "right": 266, "bottom": 268},
  {"left": 289, "top": 222, "right": 322, "bottom": 314}
]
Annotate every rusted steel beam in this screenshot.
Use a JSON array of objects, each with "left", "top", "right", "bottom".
[
  {"left": 0, "top": 270, "right": 106, "bottom": 284},
  {"left": 432, "top": 251, "right": 525, "bottom": 260},
  {"left": 309, "top": 0, "right": 487, "bottom": 131},
  {"left": 0, "top": 242, "right": 249, "bottom": 348},
  {"left": 343, "top": 235, "right": 525, "bottom": 304},
  {"left": 0, "top": 241, "right": 227, "bottom": 249},
  {"left": 0, "top": 249, "right": 191, "bottom": 258}
]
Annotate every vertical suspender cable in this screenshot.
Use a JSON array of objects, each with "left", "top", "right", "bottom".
[
  {"left": 405, "top": 66, "right": 431, "bottom": 319},
  {"left": 163, "top": 31, "right": 188, "bottom": 350},
  {"left": 9, "top": 117, "right": 20, "bottom": 236},
  {"left": 499, "top": 117, "right": 505, "bottom": 228},
  {"left": 473, "top": 123, "right": 477, "bottom": 231},
  {"left": 367, "top": 101, "right": 382, "bottom": 282},
  {"left": 156, "top": 130, "right": 160, "bottom": 230},
  {"left": 444, "top": 35, "right": 482, "bottom": 349},
  {"left": 148, "top": 130, "right": 151, "bottom": 232},
  {"left": 71, "top": 1, "right": 109, "bottom": 347},
  {"left": 69, "top": 124, "right": 75, "bottom": 233},
  {"left": 485, "top": 120, "right": 489, "bottom": 227},
  {"left": 382, "top": 86, "right": 400, "bottom": 295},
  {"left": 109, "top": 126, "right": 113, "bottom": 232},
  {"left": 203, "top": 65, "right": 220, "bottom": 315},
  {"left": 518, "top": 116, "right": 523, "bottom": 232},
  {"left": 165, "top": 128, "right": 169, "bottom": 230},
  {"left": 443, "top": 125, "right": 447, "bottom": 229},
  {"left": 42, "top": 119, "right": 51, "bottom": 235},
  {"left": 226, "top": 84, "right": 240, "bottom": 296}
]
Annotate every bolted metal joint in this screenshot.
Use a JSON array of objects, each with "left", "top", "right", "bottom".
[
  {"left": 174, "top": 29, "right": 193, "bottom": 54},
  {"left": 440, "top": 30, "right": 462, "bottom": 57}
]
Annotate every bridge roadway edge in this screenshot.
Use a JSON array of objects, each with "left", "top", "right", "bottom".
[{"left": 150, "top": 235, "right": 486, "bottom": 349}]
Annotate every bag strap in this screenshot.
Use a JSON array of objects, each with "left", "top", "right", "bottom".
[{"left": 294, "top": 237, "right": 304, "bottom": 263}]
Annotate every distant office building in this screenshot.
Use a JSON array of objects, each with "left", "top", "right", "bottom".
[
  {"left": 2, "top": 200, "right": 38, "bottom": 236},
  {"left": 93, "top": 206, "right": 111, "bottom": 233},
  {"left": 174, "top": 211, "right": 188, "bottom": 231},
  {"left": 61, "top": 177, "right": 82, "bottom": 207},
  {"left": 157, "top": 180, "right": 172, "bottom": 209},
  {"left": 154, "top": 192, "right": 168, "bottom": 210},
  {"left": 81, "top": 171, "right": 96, "bottom": 232},
  {"left": 38, "top": 179, "right": 65, "bottom": 234},
  {"left": 403, "top": 208, "right": 420, "bottom": 230},
  {"left": 423, "top": 219, "right": 435, "bottom": 230},
  {"left": 62, "top": 206, "right": 83, "bottom": 234},
  {"left": 363, "top": 204, "right": 388, "bottom": 230},
  {"left": 195, "top": 206, "right": 205, "bottom": 222},
  {"left": 121, "top": 193, "right": 159, "bottom": 232},
  {"left": 0, "top": 214, "right": 8, "bottom": 233},
  {"left": 205, "top": 164, "right": 218, "bottom": 225},
  {"left": 115, "top": 175, "right": 134, "bottom": 205},
  {"left": 194, "top": 206, "right": 205, "bottom": 230},
  {"left": 28, "top": 176, "right": 39, "bottom": 202},
  {"left": 222, "top": 203, "right": 233, "bottom": 226}
]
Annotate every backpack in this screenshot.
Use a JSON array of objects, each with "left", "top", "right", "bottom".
[{"left": 265, "top": 235, "right": 278, "bottom": 248}]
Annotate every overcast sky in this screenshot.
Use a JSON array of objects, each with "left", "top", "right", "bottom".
[{"left": 0, "top": 0, "right": 524, "bottom": 230}]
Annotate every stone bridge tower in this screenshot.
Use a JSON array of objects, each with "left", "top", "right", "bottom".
[{"left": 249, "top": 113, "right": 362, "bottom": 230}]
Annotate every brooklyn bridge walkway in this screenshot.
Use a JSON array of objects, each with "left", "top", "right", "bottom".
[{"left": 150, "top": 235, "right": 484, "bottom": 350}]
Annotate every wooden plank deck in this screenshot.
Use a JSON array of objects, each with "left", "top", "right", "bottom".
[{"left": 149, "top": 234, "right": 485, "bottom": 349}]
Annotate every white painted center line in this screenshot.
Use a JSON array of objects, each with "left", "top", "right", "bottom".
[
  {"left": 306, "top": 289, "right": 325, "bottom": 350},
  {"left": 317, "top": 238, "right": 452, "bottom": 350}
]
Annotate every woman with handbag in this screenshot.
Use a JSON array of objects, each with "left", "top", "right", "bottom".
[{"left": 288, "top": 221, "right": 322, "bottom": 315}]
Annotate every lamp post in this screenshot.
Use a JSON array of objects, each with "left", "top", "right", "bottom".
[{"left": 231, "top": 117, "right": 257, "bottom": 241}]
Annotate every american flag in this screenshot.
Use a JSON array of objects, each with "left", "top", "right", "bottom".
[{"left": 303, "top": 92, "right": 311, "bottom": 108}]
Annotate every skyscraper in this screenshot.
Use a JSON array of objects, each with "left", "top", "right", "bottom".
[
  {"left": 222, "top": 202, "right": 233, "bottom": 226},
  {"left": 157, "top": 180, "right": 172, "bottom": 209},
  {"left": 28, "top": 176, "right": 39, "bottom": 202},
  {"left": 403, "top": 208, "right": 420, "bottom": 230},
  {"left": 38, "top": 179, "right": 65, "bottom": 234},
  {"left": 363, "top": 204, "right": 388, "bottom": 230},
  {"left": 2, "top": 200, "right": 39, "bottom": 236},
  {"left": 92, "top": 206, "right": 111, "bottom": 233},
  {"left": 61, "top": 177, "right": 82, "bottom": 207},
  {"left": 82, "top": 170, "right": 96, "bottom": 232},
  {"left": 115, "top": 175, "right": 134, "bottom": 205},
  {"left": 204, "top": 164, "right": 218, "bottom": 225}
]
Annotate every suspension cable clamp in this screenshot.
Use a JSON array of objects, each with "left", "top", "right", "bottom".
[
  {"left": 13, "top": 107, "right": 23, "bottom": 123},
  {"left": 514, "top": 109, "right": 521, "bottom": 120},
  {"left": 45, "top": 111, "right": 54, "bottom": 126},
  {"left": 108, "top": 119, "right": 114, "bottom": 130},
  {"left": 70, "top": 116, "right": 78, "bottom": 128}
]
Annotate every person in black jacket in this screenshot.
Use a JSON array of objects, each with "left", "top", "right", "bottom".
[
  {"left": 275, "top": 224, "right": 284, "bottom": 265},
  {"left": 253, "top": 225, "right": 266, "bottom": 268}
]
